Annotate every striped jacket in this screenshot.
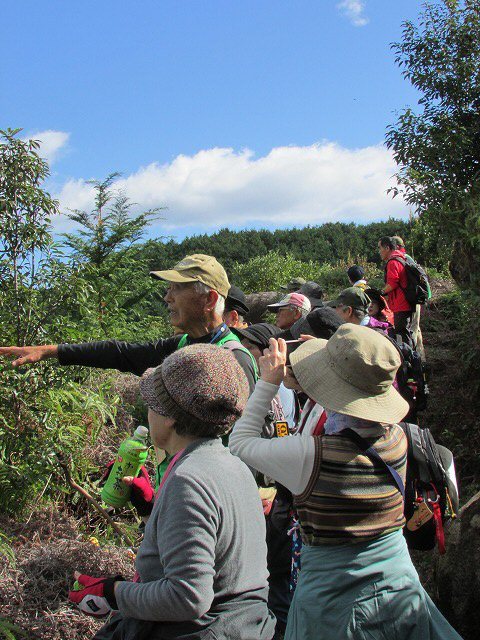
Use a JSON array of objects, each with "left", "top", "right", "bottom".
[{"left": 294, "top": 424, "right": 407, "bottom": 545}]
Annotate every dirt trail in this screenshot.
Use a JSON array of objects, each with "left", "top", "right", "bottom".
[{"left": 420, "top": 279, "right": 479, "bottom": 493}]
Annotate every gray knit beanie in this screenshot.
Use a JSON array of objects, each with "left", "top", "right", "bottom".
[{"left": 140, "top": 343, "right": 249, "bottom": 437}]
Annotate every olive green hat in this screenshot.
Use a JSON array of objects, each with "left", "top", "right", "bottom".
[
  {"left": 150, "top": 254, "right": 230, "bottom": 298},
  {"left": 327, "top": 287, "right": 370, "bottom": 312}
]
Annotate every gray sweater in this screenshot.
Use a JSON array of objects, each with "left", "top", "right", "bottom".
[{"left": 116, "top": 438, "right": 275, "bottom": 639}]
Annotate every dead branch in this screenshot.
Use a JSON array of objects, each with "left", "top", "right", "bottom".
[{"left": 55, "top": 453, "right": 134, "bottom": 548}]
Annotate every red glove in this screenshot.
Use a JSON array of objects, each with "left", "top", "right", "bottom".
[
  {"left": 102, "top": 463, "right": 154, "bottom": 516},
  {"left": 68, "top": 573, "right": 123, "bottom": 618},
  {"left": 124, "top": 466, "right": 155, "bottom": 516}
]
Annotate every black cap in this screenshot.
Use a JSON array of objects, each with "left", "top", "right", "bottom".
[
  {"left": 347, "top": 265, "right": 365, "bottom": 283},
  {"left": 280, "top": 307, "right": 344, "bottom": 340},
  {"left": 232, "top": 323, "right": 282, "bottom": 350},
  {"left": 225, "top": 285, "right": 250, "bottom": 315},
  {"left": 298, "top": 281, "right": 324, "bottom": 308}
]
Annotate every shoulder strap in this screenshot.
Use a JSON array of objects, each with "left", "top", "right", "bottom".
[
  {"left": 177, "top": 334, "right": 188, "bottom": 349},
  {"left": 342, "top": 428, "right": 405, "bottom": 498},
  {"left": 221, "top": 336, "right": 259, "bottom": 380},
  {"left": 312, "top": 410, "right": 327, "bottom": 436},
  {"left": 387, "top": 255, "right": 406, "bottom": 267},
  {"left": 176, "top": 330, "right": 259, "bottom": 379}
]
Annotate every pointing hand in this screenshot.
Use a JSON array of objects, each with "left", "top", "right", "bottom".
[{"left": 0, "top": 344, "right": 58, "bottom": 367}]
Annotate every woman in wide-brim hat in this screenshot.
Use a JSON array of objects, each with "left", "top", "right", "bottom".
[{"left": 230, "top": 324, "right": 462, "bottom": 640}]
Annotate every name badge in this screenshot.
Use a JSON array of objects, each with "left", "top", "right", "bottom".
[{"left": 274, "top": 421, "right": 289, "bottom": 438}]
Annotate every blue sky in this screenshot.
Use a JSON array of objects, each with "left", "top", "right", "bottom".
[{"left": 1, "top": 1, "right": 426, "bottom": 240}]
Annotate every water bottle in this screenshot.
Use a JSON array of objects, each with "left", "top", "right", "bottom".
[{"left": 101, "top": 426, "right": 149, "bottom": 508}]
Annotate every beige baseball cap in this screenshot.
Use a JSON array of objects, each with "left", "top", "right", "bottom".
[{"left": 150, "top": 254, "right": 230, "bottom": 298}]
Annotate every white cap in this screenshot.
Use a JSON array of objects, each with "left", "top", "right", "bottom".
[{"left": 134, "top": 425, "right": 149, "bottom": 439}]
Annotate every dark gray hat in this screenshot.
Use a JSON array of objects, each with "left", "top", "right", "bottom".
[
  {"left": 225, "top": 285, "right": 250, "bottom": 315},
  {"left": 140, "top": 344, "right": 249, "bottom": 436},
  {"left": 232, "top": 323, "right": 282, "bottom": 350},
  {"left": 327, "top": 287, "right": 370, "bottom": 312},
  {"left": 280, "top": 277, "right": 306, "bottom": 292},
  {"left": 298, "top": 281, "right": 324, "bottom": 308}
]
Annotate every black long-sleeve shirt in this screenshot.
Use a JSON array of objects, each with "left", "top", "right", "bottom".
[{"left": 58, "top": 326, "right": 256, "bottom": 393}]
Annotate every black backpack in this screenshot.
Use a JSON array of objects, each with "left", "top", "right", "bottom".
[
  {"left": 399, "top": 422, "right": 458, "bottom": 553},
  {"left": 344, "top": 423, "right": 458, "bottom": 554},
  {"left": 386, "top": 255, "right": 430, "bottom": 306},
  {"left": 393, "top": 340, "right": 429, "bottom": 420},
  {"left": 381, "top": 332, "right": 429, "bottom": 420}
]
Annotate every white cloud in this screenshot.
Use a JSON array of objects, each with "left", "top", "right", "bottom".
[
  {"left": 337, "top": 0, "right": 369, "bottom": 27},
  {"left": 53, "top": 141, "right": 405, "bottom": 235},
  {"left": 26, "top": 130, "right": 70, "bottom": 164}
]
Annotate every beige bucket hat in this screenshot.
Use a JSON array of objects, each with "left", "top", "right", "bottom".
[{"left": 289, "top": 324, "right": 409, "bottom": 423}]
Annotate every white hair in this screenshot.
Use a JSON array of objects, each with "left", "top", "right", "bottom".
[
  {"left": 193, "top": 281, "right": 226, "bottom": 316},
  {"left": 288, "top": 304, "right": 309, "bottom": 319}
]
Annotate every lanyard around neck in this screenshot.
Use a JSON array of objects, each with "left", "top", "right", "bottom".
[
  {"left": 156, "top": 448, "right": 185, "bottom": 497},
  {"left": 209, "top": 322, "right": 228, "bottom": 344}
]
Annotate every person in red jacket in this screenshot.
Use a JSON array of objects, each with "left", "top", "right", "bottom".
[{"left": 378, "top": 236, "right": 414, "bottom": 347}]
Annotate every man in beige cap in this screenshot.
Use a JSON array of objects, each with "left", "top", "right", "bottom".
[{"left": 0, "top": 254, "right": 257, "bottom": 392}]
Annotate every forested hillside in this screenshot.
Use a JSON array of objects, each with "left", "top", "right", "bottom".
[{"left": 139, "top": 216, "right": 447, "bottom": 275}]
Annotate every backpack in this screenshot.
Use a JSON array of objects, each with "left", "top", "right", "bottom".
[
  {"left": 386, "top": 255, "right": 430, "bottom": 307},
  {"left": 399, "top": 422, "right": 459, "bottom": 553},
  {"left": 343, "top": 423, "right": 459, "bottom": 554},
  {"left": 381, "top": 332, "right": 429, "bottom": 420},
  {"left": 394, "top": 340, "right": 429, "bottom": 419}
]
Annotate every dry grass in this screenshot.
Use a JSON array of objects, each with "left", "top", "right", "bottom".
[{"left": 0, "top": 506, "right": 135, "bottom": 640}]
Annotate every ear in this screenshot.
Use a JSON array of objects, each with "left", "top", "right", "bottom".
[
  {"left": 223, "top": 309, "right": 239, "bottom": 326},
  {"left": 205, "top": 289, "right": 219, "bottom": 312}
]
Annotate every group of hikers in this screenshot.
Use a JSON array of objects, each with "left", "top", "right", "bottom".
[{"left": 0, "top": 235, "right": 462, "bottom": 639}]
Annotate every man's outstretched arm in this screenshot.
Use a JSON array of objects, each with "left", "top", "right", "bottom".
[
  {"left": 0, "top": 344, "right": 58, "bottom": 367},
  {"left": 0, "top": 337, "right": 181, "bottom": 376}
]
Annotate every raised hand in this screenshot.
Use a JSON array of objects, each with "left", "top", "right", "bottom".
[
  {"left": 0, "top": 344, "right": 58, "bottom": 367},
  {"left": 102, "top": 462, "right": 154, "bottom": 517},
  {"left": 259, "top": 338, "right": 287, "bottom": 386},
  {"left": 122, "top": 467, "right": 155, "bottom": 516}
]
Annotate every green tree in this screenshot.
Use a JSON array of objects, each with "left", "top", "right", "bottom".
[
  {"left": 0, "top": 128, "right": 79, "bottom": 421},
  {"left": 0, "top": 129, "right": 115, "bottom": 515},
  {"left": 63, "top": 173, "right": 166, "bottom": 336},
  {"left": 386, "top": 0, "right": 480, "bottom": 291},
  {"left": 0, "top": 128, "right": 73, "bottom": 345}
]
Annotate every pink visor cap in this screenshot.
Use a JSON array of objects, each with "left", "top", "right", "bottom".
[{"left": 267, "top": 292, "right": 312, "bottom": 313}]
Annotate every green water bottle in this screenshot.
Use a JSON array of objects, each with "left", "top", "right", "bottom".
[{"left": 101, "top": 426, "right": 149, "bottom": 508}]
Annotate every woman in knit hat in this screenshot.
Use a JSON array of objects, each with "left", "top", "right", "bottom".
[
  {"left": 230, "top": 325, "right": 462, "bottom": 640},
  {"left": 76, "top": 344, "right": 275, "bottom": 640}
]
